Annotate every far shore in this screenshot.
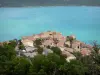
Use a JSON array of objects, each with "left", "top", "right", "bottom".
[{"left": 0, "top": 5, "right": 100, "bottom": 8}]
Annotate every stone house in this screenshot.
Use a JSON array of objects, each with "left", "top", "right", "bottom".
[
  {"left": 72, "top": 40, "right": 81, "bottom": 52},
  {"left": 42, "top": 39, "right": 54, "bottom": 47},
  {"left": 21, "top": 39, "right": 34, "bottom": 47},
  {"left": 65, "top": 48, "right": 74, "bottom": 53},
  {"left": 64, "top": 41, "right": 71, "bottom": 47}
]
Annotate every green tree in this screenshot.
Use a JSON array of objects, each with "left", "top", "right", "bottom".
[
  {"left": 11, "top": 57, "right": 31, "bottom": 75},
  {"left": 0, "top": 43, "right": 16, "bottom": 75},
  {"left": 37, "top": 46, "right": 43, "bottom": 54},
  {"left": 46, "top": 53, "right": 65, "bottom": 75},
  {"left": 0, "top": 44, "right": 16, "bottom": 61},
  {"left": 9, "top": 40, "right": 17, "bottom": 48},
  {"left": 85, "top": 41, "right": 100, "bottom": 75},
  {"left": 34, "top": 38, "right": 42, "bottom": 47},
  {"left": 31, "top": 54, "right": 45, "bottom": 72},
  {"left": 18, "top": 44, "right": 25, "bottom": 50},
  {"left": 51, "top": 47, "right": 61, "bottom": 55},
  {"left": 28, "top": 65, "right": 37, "bottom": 75},
  {"left": 92, "top": 41, "right": 100, "bottom": 54},
  {"left": 38, "top": 69, "right": 47, "bottom": 75},
  {"left": 60, "top": 60, "right": 87, "bottom": 75}
]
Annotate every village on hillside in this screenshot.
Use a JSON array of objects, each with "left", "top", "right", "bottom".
[{"left": 0, "top": 31, "right": 93, "bottom": 62}]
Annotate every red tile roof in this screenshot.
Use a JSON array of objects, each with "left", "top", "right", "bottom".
[{"left": 81, "top": 49, "right": 91, "bottom": 56}]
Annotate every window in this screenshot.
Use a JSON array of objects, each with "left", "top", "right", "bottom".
[
  {"left": 49, "top": 34, "right": 52, "bottom": 35},
  {"left": 78, "top": 46, "right": 80, "bottom": 49}
]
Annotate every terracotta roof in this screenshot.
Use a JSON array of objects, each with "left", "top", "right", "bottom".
[
  {"left": 57, "top": 41, "right": 64, "bottom": 47},
  {"left": 81, "top": 48, "right": 91, "bottom": 56}
]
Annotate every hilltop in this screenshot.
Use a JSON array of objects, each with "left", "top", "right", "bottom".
[{"left": 0, "top": 31, "right": 94, "bottom": 62}]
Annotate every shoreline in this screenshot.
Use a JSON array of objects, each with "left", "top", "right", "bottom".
[{"left": 0, "top": 5, "right": 100, "bottom": 8}]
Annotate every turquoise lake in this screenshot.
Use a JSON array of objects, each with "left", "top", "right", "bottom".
[{"left": 0, "top": 6, "right": 100, "bottom": 43}]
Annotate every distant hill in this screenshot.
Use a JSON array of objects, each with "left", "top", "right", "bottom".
[{"left": 0, "top": 0, "right": 100, "bottom": 7}]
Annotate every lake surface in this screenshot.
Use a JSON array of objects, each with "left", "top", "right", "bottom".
[{"left": 0, "top": 6, "right": 100, "bottom": 43}]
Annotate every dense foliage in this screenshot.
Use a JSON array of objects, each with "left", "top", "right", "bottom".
[
  {"left": 34, "top": 38, "right": 43, "bottom": 47},
  {"left": 0, "top": 40, "right": 100, "bottom": 75}
]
